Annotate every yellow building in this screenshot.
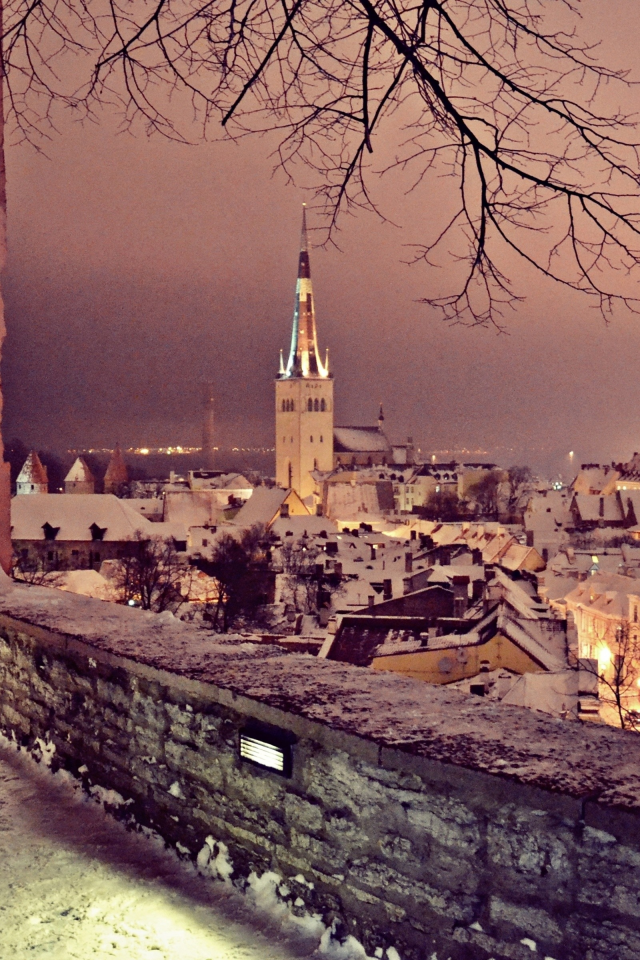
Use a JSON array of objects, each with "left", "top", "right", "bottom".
[
  {"left": 371, "top": 616, "right": 559, "bottom": 684},
  {"left": 564, "top": 573, "right": 640, "bottom": 725},
  {"left": 275, "top": 207, "right": 334, "bottom": 502}
]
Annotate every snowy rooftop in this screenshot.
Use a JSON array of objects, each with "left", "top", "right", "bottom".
[
  {"left": 233, "top": 488, "right": 308, "bottom": 528},
  {"left": 11, "top": 494, "right": 155, "bottom": 542},
  {"left": 333, "top": 426, "right": 391, "bottom": 453},
  {"left": 2, "top": 578, "right": 640, "bottom": 810}
]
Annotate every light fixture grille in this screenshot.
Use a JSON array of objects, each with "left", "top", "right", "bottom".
[{"left": 239, "top": 731, "right": 292, "bottom": 776}]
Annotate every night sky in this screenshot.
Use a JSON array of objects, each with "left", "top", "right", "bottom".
[{"left": 2, "top": 1, "right": 639, "bottom": 477}]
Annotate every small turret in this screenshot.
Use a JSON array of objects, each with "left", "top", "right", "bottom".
[
  {"left": 104, "top": 444, "right": 129, "bottom": 495},
  {"left": 16, "top": 451, "right": 48, "bottom": 495},
  {"left": 65, "top": 456, "right": 95, "bottom": 495}
]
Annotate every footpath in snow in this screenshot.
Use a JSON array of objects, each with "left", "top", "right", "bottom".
[{"left": 0, "top": 740, "right": 383, "bottom": 960}]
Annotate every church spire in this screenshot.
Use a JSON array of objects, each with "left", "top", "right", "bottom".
[{"left": 282, "top": 205, "right": 329, "bottom": 379}]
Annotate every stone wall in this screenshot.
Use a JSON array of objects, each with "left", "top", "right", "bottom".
[{"left": 1, "top": 583, "right": 640, "bottom": 959}]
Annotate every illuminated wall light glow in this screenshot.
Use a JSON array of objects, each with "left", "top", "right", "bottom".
[{"left": 239, "top": 729, "right": 293, "bottom": 777}]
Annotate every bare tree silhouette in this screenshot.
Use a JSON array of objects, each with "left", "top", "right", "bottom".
[{"left": 3, "top": 0, "right": 640, "bottom": 328}]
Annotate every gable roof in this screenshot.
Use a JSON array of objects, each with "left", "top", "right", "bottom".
[
  {"left": 333, "top": 426, "right": 392, "bottom": 453},
  {"left": 571, "top": 494, "right": 623, "bottom": 524},
  {"left": 11, "top": 494, "right": 155, "bottom": 542},
  {"left": 233, "top": 487, "right": 310, "bottom": 528}
]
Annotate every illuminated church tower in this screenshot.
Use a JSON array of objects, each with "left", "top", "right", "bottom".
[{"left": 276, "top": 206, "right": 334, "bottom": 500}]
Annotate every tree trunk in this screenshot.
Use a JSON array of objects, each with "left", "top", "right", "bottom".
[{"left": 0, "top": 2, "right": 13, "bottom": 575}]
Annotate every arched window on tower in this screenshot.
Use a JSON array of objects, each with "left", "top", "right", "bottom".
[
  {"left": 314, "top": 398, "right": 319, "bottom": 411},
  {"left": 321, "top": 398, "right": 326, "bottom": 411},
  {"left": 307, "top": 399, "right": 313, "bottom": 412},
  {"left": 282, "top": 399, "right": 286, "bottom": 412}
]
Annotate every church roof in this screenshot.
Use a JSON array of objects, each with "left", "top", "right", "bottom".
[
  {"left": 333, "top": 426, "right": 392, "bottom": 454},
  {"left": 17, "top": 451, "right": 48, "bottom": 486},
  {"left": 104, "top": 444, "right": 129, "bottom": 484},
  {"left": 65, "top": 456, "right": 95, "bottom": 484}
]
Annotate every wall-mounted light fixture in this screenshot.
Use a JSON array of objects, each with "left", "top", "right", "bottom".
[{"left": 239, "top": 726, "right": 294, "bottom": 777}]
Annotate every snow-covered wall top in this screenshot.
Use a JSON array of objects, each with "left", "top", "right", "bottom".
[{"left": 1, "top": 577, "right": 639, "bottom": 811}]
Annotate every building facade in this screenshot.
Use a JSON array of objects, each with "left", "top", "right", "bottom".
[{"left": 275, "top": 207, "right": 334, "bottom": 500}]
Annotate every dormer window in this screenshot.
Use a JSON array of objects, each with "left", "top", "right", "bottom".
[
  {"left": 42, "top": 522, "right": 60, "bottom": 541},
  {"left": 90, "top": 523, "right": 107, "bottom": 541}
]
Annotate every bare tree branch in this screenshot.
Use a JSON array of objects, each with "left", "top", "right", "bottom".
[{"left": 4, "top": 0, "right": 640, "bottom": 324}]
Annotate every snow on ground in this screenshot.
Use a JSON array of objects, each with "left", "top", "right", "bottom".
[{"left": 0, "top": 738, "right": 383, "bottom": 960}]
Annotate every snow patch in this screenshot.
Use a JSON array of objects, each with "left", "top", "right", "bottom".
[
  {"left": 521, "top": 939, "right": 537, "bottom": 952},
  {"left": 168, "top": 780, "right": 186, "bottom": 800},
  {"left": 33, "top": 737, "right": 56, "bottom": 767},
  {"left": 196, "top": 836, "right": 234, "bottom": 883},
  {"left": 89, "top": 783, "right": 132, "bottom": 809},
  {"left": 294, "top": 873, "right": 315, "bottom": 888}
]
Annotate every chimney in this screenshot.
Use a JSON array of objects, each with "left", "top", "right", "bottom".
[
  {"left": 452, "top": 575, "right": 469, "bottom": 618},
  {"left": 471, "top": 548, "right": 482, "bottom": 566},
  {"left": 368, "top": 595, "right": 375, "bottom": 608},
  {"left": 383, "top": 578, "right": 392, "bottom": 600},
  {"left": 405, "top": 552, "right": 413, "bottom": 573},
  {"left": 369, "top": 544, "right": 377, "bottom": 561},
  {"left": 410, "top": 529, "right": 417, "bottom": 541},
  {"left": 599, "top": 497, "right": 604, "bottom": 518},
  {"left": 526, "top": 530, "right": 534, "bottom": 547}
]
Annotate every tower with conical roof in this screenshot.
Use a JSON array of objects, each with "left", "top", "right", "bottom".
[
  {"left": 104, "top": 444, "right": 129, "bottom": 495},
  {"left": 16, "top": 450, "right": 48, "bottom": 495},
  {"left": 275, "top": 207, "right": 334, "bottom": 500},
  {"left": 65, "top": 456, "right": 95, "bottom": 494}
]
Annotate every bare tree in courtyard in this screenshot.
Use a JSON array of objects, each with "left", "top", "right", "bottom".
[
  {"left": 203, "top": 525, "right": 272, "bottom": 632},
  {"left": 467, "top": 469, "right": 501, "bottom": 519},
  {"left": 114, "top": 533, "right": 188, "bottom": 612},
  {"left": 505, "top": 466, "right": 533, "bottom": 520},
  {"left": 579, "top": 622, "right": 640, "bottom": 731}
]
